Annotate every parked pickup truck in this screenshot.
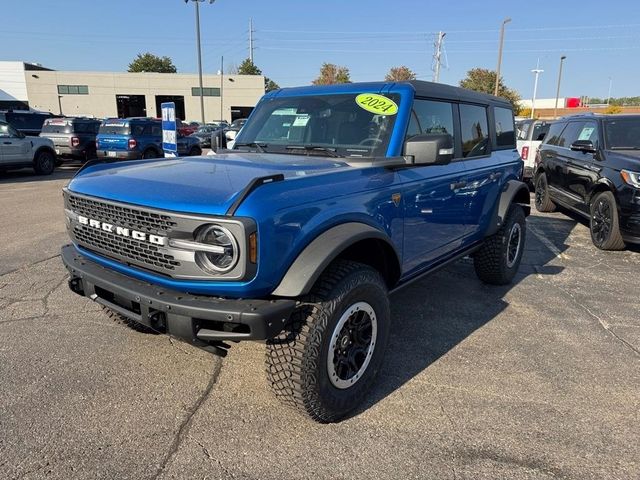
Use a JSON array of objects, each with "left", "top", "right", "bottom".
[{"left": 61, "top": 81, "right": 530, "bottom": 422}]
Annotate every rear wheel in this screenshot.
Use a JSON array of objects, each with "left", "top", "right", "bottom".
[
  {"left": 473, "top": 204, "right": 526, "bottom": 285},
  {"left": 534, "top": 172, "right": 556, "bottom": 212},
  {"left": 590, "top": 191, "right": 625, "bottom": 250},
  {"left": 33, "top": 150, "right": 55, "bottom": 175},
  {"left": 142, "top": 149, "right": 158, "bottom": 159},
  {"left": 266, "top": 260, "right": 390, "bottom": 423}
]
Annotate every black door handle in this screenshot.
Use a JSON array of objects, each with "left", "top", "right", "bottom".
[
  {"left": 450, "top": 181, "right": 467, "bottom": 190},
  {"left": 3, "top": 141, "right": 12, "bottom": 144}
]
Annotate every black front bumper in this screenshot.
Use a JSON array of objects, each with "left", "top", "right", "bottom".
[{"left": 61, "top": 245, "right": 296, "bottom": 347}]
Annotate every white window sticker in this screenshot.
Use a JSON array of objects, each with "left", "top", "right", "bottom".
[
  {"left": 578, "top": 127, "right": 595, "bottom": 141},
  {"left": 292, "top": 115, "right": 310, "bottom": 127}
]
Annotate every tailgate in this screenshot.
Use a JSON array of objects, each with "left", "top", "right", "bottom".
[{"left": 96, "top": 134, "right": 129, "bottom": 151}]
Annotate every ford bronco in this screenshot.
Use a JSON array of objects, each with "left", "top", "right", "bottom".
[{"left": 62, "top": 81, "right": 530, "bottom": 422}]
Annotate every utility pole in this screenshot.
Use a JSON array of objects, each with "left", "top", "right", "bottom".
[
  {"left": 494, "top": 17, "right": 511, "bottom": 96},
  {"left": 185, "top": 0, "right": 216, "bottom": 124},
  {"left": 220, "top": 56, "right": 224, "bottom": 122},
  {"left": 554, "top": 55, "right": 567, "bottom": 119},
  {"left": 530, "top": 59, "right": 543, "bottom": 119},
  {"left": 249, "top": 18, "right": 254, "bottom": 63},
  {"left": 432, "top": 31, "right": 446, "bottom": 83},
  {"left": 607, "top": 77, "right": 613, "bottom": 105}
]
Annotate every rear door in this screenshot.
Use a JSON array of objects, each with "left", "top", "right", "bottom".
[
  {"left": 399, "top": 99, "right": 468, "bottom": 274},
  {"left": 548, "top": 121, "right": 586, "bottom": 207},
  {"left": 460, "top": 104, "right": 514, "bottom": 240}
]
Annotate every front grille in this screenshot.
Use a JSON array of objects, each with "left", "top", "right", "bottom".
[
  {"left": 67, "top": 193, "right": 181, "bottom": 273},
  {"left": 74, "top": 225, "right": 180, "bottom": 272},
  {"left": 67, "top": 194, "right": 177, "bottom": 235}
]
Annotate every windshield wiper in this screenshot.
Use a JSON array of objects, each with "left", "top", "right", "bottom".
[
  {"left": 234, "top": 142, "right": 267, "bottom": 153},
  {"left": 285, "top": 145, "right": 341, "bottom": 157}
]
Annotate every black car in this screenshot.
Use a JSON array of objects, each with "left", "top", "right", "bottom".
[
  {"left": 40, "top": 117, "right": 101, "bottom": 162},
  {"left": 189, "top": 123, "right": 227, "bottom": 148},
  {"left": 0, "top": 110, "right": 58, "bottom": 136},
  {"left": 534, "top": 114, "right": 640, "bottom": 249}
]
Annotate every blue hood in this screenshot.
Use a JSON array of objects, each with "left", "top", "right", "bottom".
[{"left": 67, "top": 154, "right": 351, "bottom": 215}]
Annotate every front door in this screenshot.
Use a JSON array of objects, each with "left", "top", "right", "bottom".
[
  {"left": 564, "top": 120, "right": 601, "bottom": 214},
  {"left": 0, "top": 123, "right": 30, "bottom": 164}
]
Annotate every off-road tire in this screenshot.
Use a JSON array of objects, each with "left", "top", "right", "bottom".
[
  {"left": 33, "top": 150, "right": 55, "bottom": 175},
  {"left": 473, "top": 204, "right": 526, "bottom": 285},
  {"left": 590, "top": 191, "right": 625, "bottom": 250},
  {"left": 142, "top": 149, "right": 158, "bottom": 159},
  {"left": 101, "top": 305, "right": 157, "bottom": 334},
  {"left": 534, "top": 172, "right": 556, "bottom": 212},
  {"left": 266, "top": 260, "right": 390, "bottom": 423}
]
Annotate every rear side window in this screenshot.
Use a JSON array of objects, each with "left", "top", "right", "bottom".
[
  {"left": 131, "top": 124, "right": 146, "bottom": 136},
  {"left": 494, "top": 107, "right": 515, "bottom": 148},
  {"left": 543, "top": 122, "right": 566, "bottom": 146},
  {"left": 531, "top": 122, "right": 550, "bottom": 142},
  {"left": 459, "top": 104, "right": 489, "bottom": 158}
]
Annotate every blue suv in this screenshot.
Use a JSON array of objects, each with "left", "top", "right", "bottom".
[
  {"left": 96, "top": 117, "right": 202, "bottom": 160},
  {"left": 62, "top": 81, "right": 529, "bottom": 422}
]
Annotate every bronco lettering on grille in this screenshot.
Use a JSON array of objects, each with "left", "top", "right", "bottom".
[{"left": 77, "top": 214, "right": 168, "bottom": 246}]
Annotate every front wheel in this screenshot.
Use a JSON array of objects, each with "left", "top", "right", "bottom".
[
  {"left": 473, "top": 204, "right": 526, "bottom": 285},
  {"left": 33, "top": 150, "right": 55, "bottom": 175},
  {"left": 266, "top": 260, "right": 390, "bottom": 423},
  {"left": 590, "top": 191, "right": 625, "bottom": 250}
]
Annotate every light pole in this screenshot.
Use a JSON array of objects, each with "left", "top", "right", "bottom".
[
  {"left": 185, "top": 0, "right": 215, "bottom": 124},
  {"left": 494, "top": 17, "right": 511, "bottom": 96},
  {"left": 554, "top": 55, "right": 567, "bottom": 119},
  {"left": 607, "top": 77, "right": 613, "bottom": 105},
  {"left": 531, "top": 61, "right": 544, "bottom": 119}
]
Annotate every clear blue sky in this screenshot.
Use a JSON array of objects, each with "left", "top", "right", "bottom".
[{"left": 3, "top": 0, "right": 640, "bottom": 99}]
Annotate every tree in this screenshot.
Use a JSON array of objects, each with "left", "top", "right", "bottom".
[
  {"left": 385, "top": 66, "right": 416, "bottom": 82},
  {"left": 459, "top": 68, "right": 522, "bottom": 114},
  {"left": 312, "top": 63, "right": 351, "bottom": 85},
  {"left": 127, "top": 53, "right": 177, "bottom": 73},
  {"left": 235, "top": 58, "right": 279, "bottom": 92},
  {"left": 237, "top": 58, "right": 262, "bottom": 76}
]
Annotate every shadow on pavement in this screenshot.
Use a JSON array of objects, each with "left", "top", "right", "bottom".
[
  {"left": 351, "top": 214, "right": 575, "bottom": 417},
  {"left": 0, "top": 164, "right": 80, "bottom": 184}
]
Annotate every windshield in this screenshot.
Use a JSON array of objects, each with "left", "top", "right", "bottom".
[
  {"left": 604, "top": 118, "right": 640, "bottom": 149},
  {"left": 235, "top": 93, "right": 400, "bottom": 157}
]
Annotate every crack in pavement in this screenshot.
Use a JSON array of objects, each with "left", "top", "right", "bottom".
[
  {"left": 151, "top": 359, "right": 223, "bottom": 480},
  {"left": 197, "top": 441, "right": 237, "bottom": 479},
  {"left": 437, "top": 389, "right": 460, "bottom": 480},
  {"left": 0, "top": 253, "right": 62, "bottom": 278}
]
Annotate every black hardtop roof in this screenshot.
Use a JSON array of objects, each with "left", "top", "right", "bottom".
[{"left": 405, "top": 80, "right": 512, "bottom": 107}]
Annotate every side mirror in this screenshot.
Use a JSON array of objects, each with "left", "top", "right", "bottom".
[
  {"left": 403, "top": 133, "right": 454, "bottom": 165},
  {"left": 570, "top": 140, "right": 596, "bottom": 153}
]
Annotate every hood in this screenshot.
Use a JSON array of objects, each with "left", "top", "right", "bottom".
[{"left": 67, "top": 153, "right": 351, "bottom": 216}]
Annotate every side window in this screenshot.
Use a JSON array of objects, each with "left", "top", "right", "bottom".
[
  {"left": 459, "top": 104, "right": 489, "bottom": 158},
  {"left": 576, "top": 121, "right": 599, "bottom": 146},
  {"left": 131, "top": 125, "right": 146, "bottom": 136},
  {"left": 151, "top": 125, "right": 162, "bottom": 136},
  {"left": 557, "top": 122, "right": 584, "bottom": 148},
  {"left": 516, "top": 121, "right": 531, "bottom": 140},
  {"left": 494, "top": 107, "right": 515, "bottom": 148},
  {"left": 405, "top": 111, "right": 421, "bottom": 139},
  {"left": 413, "top": 99, "right": 454, "bottom": 136},
  {"left": 0, "top": 123, "right": 10, "bottom": 137},
  {"left": 544, "top": 122, "right": 565, "bottom": 146}
]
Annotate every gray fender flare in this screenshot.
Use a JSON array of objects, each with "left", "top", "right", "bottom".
[
  {"left": 485, "top": 179, "right": 531, "bottom": 237},
  {"left": 272, "top": 222, "right": 397, "bottom": 298}
]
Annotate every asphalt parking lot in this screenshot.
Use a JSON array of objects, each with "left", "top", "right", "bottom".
[{"left": 1, "top": 166, "right": 638, "bottom": 480}]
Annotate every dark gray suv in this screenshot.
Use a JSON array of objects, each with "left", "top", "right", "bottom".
[{"left": 40, "top": 117, "right": 101, "bottom": 162}]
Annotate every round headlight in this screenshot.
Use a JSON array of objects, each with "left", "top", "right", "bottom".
[{"left": 194, "top": 224, "right": 239, "bottom": 273}]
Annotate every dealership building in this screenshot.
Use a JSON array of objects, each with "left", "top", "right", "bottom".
[{"left": 0, "top": 61, "right": 265, "bottom": 122}]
